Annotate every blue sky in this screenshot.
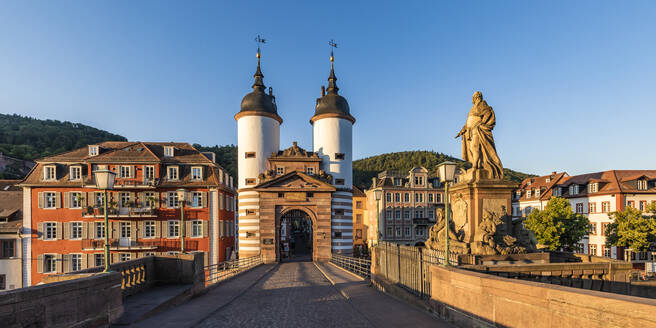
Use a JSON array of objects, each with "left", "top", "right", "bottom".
[{"left": 1, "top": 1, "right": 654, "bottom": 176}]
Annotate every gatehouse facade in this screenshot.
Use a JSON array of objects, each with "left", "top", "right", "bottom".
[{"left": 235, "top": 50, "right": 355, "bottom": 262}]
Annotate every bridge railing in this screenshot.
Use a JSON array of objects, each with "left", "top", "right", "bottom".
[
  {"left": 374, "top": 242, "right": 470, "bottom": 299},
  {"left": 330, "top": 254, "right": 371, "bottom": 279},
  {"left": 203, "top": 255, "right": 263, "bottom": 287}
]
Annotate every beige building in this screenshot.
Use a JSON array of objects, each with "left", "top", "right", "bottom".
[
  {"left": 0, "top": 180, "right": 23, "bottom": 290},
  {"left": 366, "top": 167, "right": 444, "bottom": 246},
  {"left": 352, "top": 186, "right": 367, "bottom": 256}
]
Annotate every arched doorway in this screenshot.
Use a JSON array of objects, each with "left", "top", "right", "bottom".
[{"left": 279, "top": 209, "right": 313, "bottom": 261}]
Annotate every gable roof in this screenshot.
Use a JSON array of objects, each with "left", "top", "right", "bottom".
[
  {"left": 553, "top": 170, "right": 656, "bottom": 196},
  {"left": 254, "top": 171, "right": 336, "bottom": 192}
]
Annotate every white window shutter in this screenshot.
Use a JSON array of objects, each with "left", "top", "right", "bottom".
[
  {"left": 38, "top": 192, "right": 44, "bottom": 208},
  {"left": 37, "top": 255, "right": 44, "bottom": 274},
  {"left": 82, "top": 222, "right": 88, "bottom": 239},
  {"left": 55, "top": 192, "right": 62, "bottom": 208},
  {"left": 37, "top": 223, "right": 44, "bottom": 240},
  {"left": 63, "top": 192, "right": 70, "bottom": 208},
  {"left": 56, "top": 222, "right": 63, "bottom": 240},
  {"left": 202, "top": 220, "right": 208, "bottom": 237}
]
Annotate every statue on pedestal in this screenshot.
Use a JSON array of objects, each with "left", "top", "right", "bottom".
[{"left": 455, "top": 91, "right": 504, "bottom": 180}]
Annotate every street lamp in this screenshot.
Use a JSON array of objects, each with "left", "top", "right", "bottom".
[
  {"left": 176, "top": 188, "right": 187, "bottom": 253},
  {"left": 94, "top": 168, "right": 116, "bottom": 272},
  {"left": 437, "top": 161, "right": 457, "bottom": 266},
  {"left": 374, "top": 189, "right": 382, "bottom": 246}
]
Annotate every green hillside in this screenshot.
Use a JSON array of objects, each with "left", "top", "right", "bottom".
[
  {"left": 0, "top": 113, "right": 127, "bottom": 160},
  {"left": 353, "top": 150, "right": 534, "bottom": 189}
]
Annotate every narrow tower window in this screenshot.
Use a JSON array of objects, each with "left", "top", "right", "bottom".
[
  {"left": 245, "top": 152, "right": 256, "bottom": 159},
  {"left": 334, "top": 153, "right": 345, "bottom": 160}
]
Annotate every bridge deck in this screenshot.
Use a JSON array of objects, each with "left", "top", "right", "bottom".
[{"left": 132, "top": 261, "right": 453, "bottom": 328}]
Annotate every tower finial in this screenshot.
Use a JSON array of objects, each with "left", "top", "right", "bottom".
[
  {"left": 327, "top": 39, "right": 338, "bottom": 94},
  {"left": 252, "top": 35, "right": 267, "bottom": 90}
]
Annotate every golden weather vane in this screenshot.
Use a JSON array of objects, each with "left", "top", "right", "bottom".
[
  {"left": 329, "top": 39, "right": 338, "bottom": 63},
  {"left": 255, "top": 35, "right": 267, "bottom": 57}
]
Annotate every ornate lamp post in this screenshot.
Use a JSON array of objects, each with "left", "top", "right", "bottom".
[
  {"left": 176, "top": 188, "right": 187, "bottom": 253},
  {"left": 94, "top": 168, "right": 116, "bottom": 272},
  {"left": 437, "top": 161, "right": 457, "bottom": 266},
  {"left": 374, "top": 189, "right": 382, "bottom": 246}
]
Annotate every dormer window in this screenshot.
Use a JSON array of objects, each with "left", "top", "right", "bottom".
[
  {"left": 414, "top": 176, "right": 424, "bottom": 186},
  {"left": 167, "top": 166, "right": 179, "bottom": 180},
  {"left": 515, "top": 191, "right": 522, "bottom": 198},
  {"left": 276, "top": 167, "right": 285, "bottom": 175},
  {"left": 588, "top": 183, "right": 598, "bottom": 193},
  {"left": 545, "top": 178, "right": 551, "bottom": 183},
  {"left": 535, "top": 189, "right": 541, "bottom": 198},
  {"left": 306, "top": 167, "right": 314, "bottom": 175},
  {"left": 191, "top": 166, "right": 203, "bottom": 181},
  {"left": 394, "top": 178, "right": 402, "bottom": 186},
  {"left": 43, "top": 165, "right": 56, "bottom": 181},
  {"left": 569, "top": 185, "right": 579, "bottom": 195},
  {"left": 164, "top": 146, "right": 174, "bottom": 157},
  {"left": 69, "top": 166, "right": 82, "bottom": 181},
  {"left": 553, "top": 187, "right": 562, "bottom": 197},
  {"left": 637, "top": 180, "right": 648, "bottom": 190},
  {"left": 526, "top": 190, "right": 532, "bottom": 198},
  {"left": 527, "top": 180, "right": 532, "bottom": 186},
  {"left": 88, "top": 145, "right": 99, "bottom": 156}
]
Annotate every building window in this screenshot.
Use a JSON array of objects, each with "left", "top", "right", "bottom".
[
  {"left": 335, "top": 179, "right": 344, "bottom": 185},
  {"left": 44, "top": 192, "right": 57, "bottom": 208},
  {"left": 569, "top": 185, "right": 579, "bottom": 195},
  {"left": 588, "top": 183, "right": 598, "bottom": 193},
  {"left": 404, "top": 209, "right": 410, "bottom": 219},
  {"left": 356, "top": 201, "right": 362, "bottom": 209},
  {"left": 414, "top": 193, "right": 424, "bottom": 203},
  {"left": 405, "top": 226, "right": 411, "bottom": 237},
  {"left": 95, "top": 222, "right": 105, "bottom": 239},
  {"left": 526, "top": 190, "right": 532, "bottom": 198},
  {"left": 386, "top": 193, "right": 392, "bottom": 202},
  {"left": 535, "top": 189, "right": 541, "bottom": 198},
  {"left": 356, "top": 214, "right": 362, "bottom": 223},
  {"left": 335, "top": 153, "right": 345, "bottom": 160},
  {"left": 245, "top": 178, "right": 256, "bottom": 185},
  {"left": 278, "top": 192, "right": 284, "bottom": 198},
  {"left": 575, "top": 203, "right": 584, "bottom": 213},
  {"left": 589, "top": 202, "right": 596, "bottom": 213},
  {"left": 404, "top": 193, "right": 410, "bottom": 202},
  {"left": 191, "top": 220, "right": 202, "bottom": 237},
  {"left": 553, "top": 187, "right": 562, "bottom": 197},
  {"left": 44, "top": 166, "right": 56, "bottom": 181},
  {"left": 589, "top": 244, "right": 597, "bottom": 256},
  {"left": 436, "top": 194, "right": 442, "bottom": 203},
  {"left": 44, "top": 254, "right": 56, "bottom": 273},
  {"left": 191, "top": 167, "right": 203, "bottom": 180},
  {"left": 306, "top": 167, "right": 315, "bottom": 175},
  {"left": 120, "top": 253, "right": 131, "bottom": 262},
  {"left": 396, "top": 227, "right": 401, "bottom": 237},
  {"left": 168, "top": 221, "right": 180, "bottom": 238},
  {"left": 94, "top": 254, "right": 105, "bottom": 267},
  {"left": 191, "top": 192, "right": 202, "bottom": 207},
  {"left": 601, "top": 201, "right": 610, "bottom": 213},
  {"left": 0, "top": 240, "right": 15, "bottom": 258},
  {"left": 386, "top": 227, "right": 393, "bottom": 237},
  {"left": 120, "top": 192, "right": 131, "bottom": 207},
  {"left": 70, "top": 192, "right": 82, "bottom": 208},
  {"left": 394, "top": 178, "right": 402, "bottom": 186},
  {"left": 168, "top": 192, "right": 180, "bottom": 208},
  {"left": 144, "top": 221, "right": 155, "bottom": 238},
  {"left": 640, "top": 201, "right": 647, "bottom": 211},
  {"left": 394, "top": 193, "right": 400, "bottom": 202},
  {"left": 414, "top": 176, "right": 424, "bottom": 185},
  {"left": 603, "top": 246, "right": 611, "bottom": 258},
  {"left": 71, "top": 254, "right": 82, "bottom": 272},
  {"left": 601, "top": 222, "right": 610, "bottom": 236},
  {"left": 637, "top": 180, "right": 648, "bottom": 190},
  {"left": 164, "top": 146, "right": 174, "bottom": 157},
  {"left": 245, "top": 152, "right": 256, "bottom": 159},
  {"left": 428, "top": 209, "right": 434, "bottom": 219},
  {"left": 144, "top": 166, "right": 155, "bottom": 181},
  {"left": 589, "top": 223, "right": 597, "bottom": 235},
  {"left": 276, "top": 167, "right": 285, "bottom": 175},
  {"left": 144, "top": 192, "right": 157, "bottom": 207},
  {"left": 120, "top": 222, "right": 131, "bottom": 238},
  {"left": 70, "top": 222, "right": 82, "bottom": 239},
  {"left": 120, "top": 166, "right": 132, "bottom": 178},
  {"left": 415, "top": 209, "right": 424, "bottom": 218},
  {"left": 428, "top": 193, "right": 434, "bottom": 203},
  {"left": 167, "top": 166, "right": 179, "bottom": 180},
  {"left": 385, "top": 209, "right": 392, "bottom": 220},
  {"left": 306, "top": 191, "right": 314, "bottom": 198},
  {"left": 395, "top": 210, "right": 401, "bottom": 220},
  {"left": 627, "top": 200, "right": 635, "bottom": 209},
  {"left": 335, "top": 209, "right": 345, "bottom": 216},
  {"left": 69, "top": 166, "right": 82, "bottom": 181},
  {"left": 44, "top": 222, "right": 57, "bottom": 240},
  {"left": 356, "top": 229, "right": 362, "bottom": 238},
  {"left": 88, "top": 145, "right": 99, "bottom": 156},
  {"left": 95, "top": 192, "right": 105, "bottom": 207},
  {"left": 0, "top": 275, "right": 5, "bottom": 290}
]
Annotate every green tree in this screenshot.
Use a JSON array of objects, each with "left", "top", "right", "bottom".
[
  {"left": 605, "top": 203, "right": 656, "bottom": 252},
  {"left": 524, "top": 197, "right": 590, "bottom": 251}
]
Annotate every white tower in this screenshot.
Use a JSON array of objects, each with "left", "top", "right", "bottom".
[
  {"left": 235, "top": 50, "right": 281, "bottom": 257},
  {"left": 311, "top": 52, "right": 356, "bottom": 255}
]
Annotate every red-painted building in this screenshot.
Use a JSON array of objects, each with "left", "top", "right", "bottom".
[{"left": 19, "top": 142, "right": 236, "bottom": 286}]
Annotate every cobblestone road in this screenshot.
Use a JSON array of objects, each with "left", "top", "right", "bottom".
[{"left": 196, "top": 261, "right": 373, "bottom": 328}]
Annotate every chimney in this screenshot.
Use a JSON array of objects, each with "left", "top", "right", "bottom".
[
  {"left": 372, "top": 177, "right": 377, "bottom": 188},
  {"left": 552, "top": 171, "right": 557, "bottom": 175},
  {"left": 321, "top": 85, "right": 326, "bottom": 97}
]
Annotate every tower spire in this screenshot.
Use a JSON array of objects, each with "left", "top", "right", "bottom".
[
  {"left": 252, "top": 35, "right": 267, "bottom": 91},
  {"left": 327, "top": 39, "right": 339, "bottom": 94}
]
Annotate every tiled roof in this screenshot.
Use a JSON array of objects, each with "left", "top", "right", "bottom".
[
  {"left": 553, "top": 170, "right": 656, "bottom": 197},
  {"left": 0, "top": 180, "right": 21, "bottom": 191},
  {"left": 352, "top": 186, "right": 366, "bottom": 197},
  {"left": 0, "top": 190, "right": 22, "bottom": 220},
  {"left": 516, "top": 172, "right": 568, "bottom": 201}
]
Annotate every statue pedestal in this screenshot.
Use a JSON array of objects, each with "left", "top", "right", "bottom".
[{"left": 449, "top": 169, "right": 519, "bottom": 249}]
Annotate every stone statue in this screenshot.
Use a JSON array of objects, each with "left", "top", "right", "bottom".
[
  {"left": 471, "top": 210, "right": 528, "bottom": 255},
  {"left": 455, "top": 91, "right": 504, "bottom": 180},
  {"left": 426, "top": 208, "right": 469, "bottom": 253}
]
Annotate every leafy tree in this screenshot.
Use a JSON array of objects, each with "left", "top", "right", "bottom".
[
  {"left": 193, "top": 144, "right": 238, "bottom": 179},
  {"left": 524, "top": 197, "right": 590, "bottom": 251},
  {"left": 605, "top": 203, "right": 656, "bottom": 252}
]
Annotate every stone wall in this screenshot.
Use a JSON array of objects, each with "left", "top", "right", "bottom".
[
  {"left": 0, "top": 272, "right": 123, "bottom": 328},
  {"left": 430, "top": 265, "right": 656, "bottom": 328}
]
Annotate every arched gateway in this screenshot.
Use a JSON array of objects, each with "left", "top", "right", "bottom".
[{"left": 279, "top": 208, "right": 315, "bottom": 260}]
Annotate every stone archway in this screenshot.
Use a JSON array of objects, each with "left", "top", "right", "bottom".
[{"left": 278, "top": 206, "right": 319, "bottom": 262}]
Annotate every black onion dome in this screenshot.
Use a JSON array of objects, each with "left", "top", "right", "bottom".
[
  {"left": 311, "top": 57, "right": 355, "bottom": 124},
  {"left": 236, "top": 52, "right": 282, "bottom": 123}
]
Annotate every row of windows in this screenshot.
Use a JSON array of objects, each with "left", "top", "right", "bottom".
[
  {"left": 385, "top": 226, "right": 426, "bottom": 238},
  {"left": 39, "top": 220, "right": 210, "bottom": 240},
  {"left": 384, "top": 192, "right": 442, "bottom": 203},
  {"left": 36, "top": 191, "right": 233, "bottom": 210},
  {"left": 588, "top": 222, "right": 611, "bottom": 236},
  {"left": 385, "top": 208, "right": 436, "bottom": 220},
  {"left": 38, "top": 251, "right": 187, "bottom": 274},
  {"left": 43, "top": 164, "right": 214, "bottom": 184},
  {"left": 275, "top": 167, "right": 315, "bottom": 176}
]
